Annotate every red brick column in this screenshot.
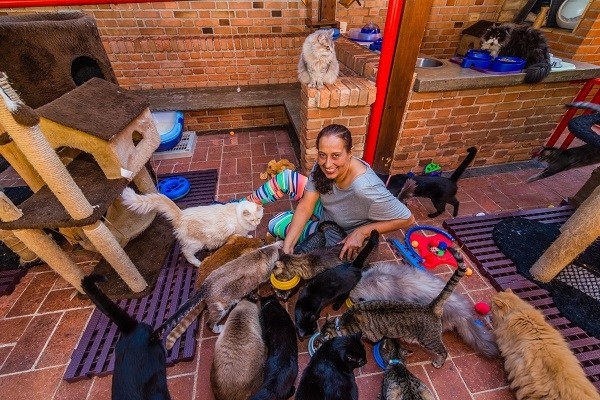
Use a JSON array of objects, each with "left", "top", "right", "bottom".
[{"left": 299, "top": 77, "right": 376, "bottom": 172}]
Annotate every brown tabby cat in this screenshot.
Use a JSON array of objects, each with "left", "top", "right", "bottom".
[
  {"left": 379, "top": 338, "right": 435, "bottom": 400},
  {"left": 491, "top": 289, "right": 600, "bottom": 400},
  {"left": 160, "top": 240, "right": 283, "bottom": 349},
  {"left": 195, "top": 235, "right": 268, "bottom": 290},
  {"left": 211, "top": 299, "right": 266, "bottom": 400},
  {"left": 318, "top": 247, "right": 467, "bottom": 368}
]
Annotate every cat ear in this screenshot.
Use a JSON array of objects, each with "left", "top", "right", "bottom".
[
  {"left": 242, "top": 209, "right": 250, "bottom": 216},
  {"left": 505, "top": 288, "right": 513, "bottom": 293}
]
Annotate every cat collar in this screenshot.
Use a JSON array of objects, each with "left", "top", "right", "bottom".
[
  {"left": 388, "top": 359, "right": 402, "bottom": 366},
  {"left": 334, "top": 316, "right": 343, "bottom": 336}
]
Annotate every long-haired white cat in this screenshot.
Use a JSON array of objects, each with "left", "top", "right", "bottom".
[
  {"left": 121, "top": 187, "right": 263, "bottom": 267},
  {"left": 298, "top": 29, "right": 339, "bottom": 89}
]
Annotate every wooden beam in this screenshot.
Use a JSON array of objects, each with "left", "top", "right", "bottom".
[{"left": 373, "top": 0, "right": 434, "bottom": 172}]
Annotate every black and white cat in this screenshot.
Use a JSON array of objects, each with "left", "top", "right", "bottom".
[{"left": 480, "top": 23, "right": 551, "bottom": 84}]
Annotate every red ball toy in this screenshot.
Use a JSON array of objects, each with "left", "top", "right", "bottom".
[{"left": 474, "top": 302, "right": 491, "bottom": 315}]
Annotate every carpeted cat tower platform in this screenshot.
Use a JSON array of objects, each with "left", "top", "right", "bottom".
[{"left": 0, "top": 11, "right": 117, "bottom": 109}]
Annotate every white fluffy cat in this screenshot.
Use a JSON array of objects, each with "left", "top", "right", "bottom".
[
  {"left": 297, "top": 29, "right": 339, "bottom": 89},
  {"left": 121, "top": 187, "right": 263, "bottom": 267}
]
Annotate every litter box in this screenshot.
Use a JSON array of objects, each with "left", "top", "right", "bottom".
[{"left": 152, "top": 110, "right": 184, "bottom": 152}]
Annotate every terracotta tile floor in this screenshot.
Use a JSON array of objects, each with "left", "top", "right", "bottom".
[{"left": 0, "top": 127, "right": 597, "bottom": 400}]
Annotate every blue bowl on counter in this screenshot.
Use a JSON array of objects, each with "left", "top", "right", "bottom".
[
  {"left": 490, "top": 56, "right": 526, "bottom": 72},
  {"left": 460, "top": 49, "right": 492, "bottom": 69}
]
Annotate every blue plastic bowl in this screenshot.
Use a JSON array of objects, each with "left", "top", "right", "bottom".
[
  {"left": 461, "top": 58, "right": 492, "bottom": 69},
  {"left": 465, "top": 49, "right": 492, "bottom": 60},
  {"left": 490, "top": 56, "right": 526, "bottom": 72},
  {"left": 369, "top": 38, "right": 382, "bottom": 52},
  {"left": 461, "top": 49, "right": 492, "bottom": 69}
]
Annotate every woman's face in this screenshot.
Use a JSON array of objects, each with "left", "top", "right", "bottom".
[{"left": 317, "top": 135, "right": 352, "bottom": 181}]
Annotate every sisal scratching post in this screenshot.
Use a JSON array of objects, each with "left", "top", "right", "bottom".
[
  {"left": 0, "top": 229, "right": 38, "bottom": 264},
  {"left": 0, "top": 193, "right": 84, "bottom": 292},
  {"left": 83, "top": 221, "right": 147, "bottom": 293},
  {"left": 531, "top": 184, "right": 600, "bottom": 282},
  {"left": 0, "top": 73, "right": 93, "bottom": 220},
  {"left": 0, "top": 135, "right": 45, "bottom": 192}
]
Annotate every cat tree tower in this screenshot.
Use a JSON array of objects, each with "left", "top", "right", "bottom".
[{"left": 0, "top": 12, "right": 165, "bottom": 294}]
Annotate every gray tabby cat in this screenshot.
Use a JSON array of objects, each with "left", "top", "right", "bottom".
[
  {"left": 298, "top": 29, "right": 339, "bottom": 89},
  {"left": 273, "top": 243, "right": 348, "bottom": 282},
  {"left": 211, "top": 299, "right": 266, "bottom": 400},
  {"left": 350, "top": 262, "right": 498, "bottom": 357},
  {"left": 379, "top": 338, "right": 435, "bottom": 400},
  {"left": 318, "top": 247, "right": 467, "bottom": 368},
  {"left": 160, "top": 240, "right": 283, "bottom": 349}
]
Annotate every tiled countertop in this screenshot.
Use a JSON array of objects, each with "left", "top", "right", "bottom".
[{"left": 414, "top": 58, "right": 600, "bottom": 92}]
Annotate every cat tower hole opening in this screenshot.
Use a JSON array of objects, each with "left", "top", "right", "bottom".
[{"left": 71, "top": 56, "right": 105, "bottom": 86}]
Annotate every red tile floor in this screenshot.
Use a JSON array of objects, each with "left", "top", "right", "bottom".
[{"left": 0, "top": 127, "right": 597, "bottom": 400}]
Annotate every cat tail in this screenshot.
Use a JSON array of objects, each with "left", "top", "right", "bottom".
[
  {"left": 449, "top": 147, "right": 477, "bottom": 182},
  {"left": 397, "top": 178, "right": 417, "bottom": 202},
  {"left": 566, "top": 101, "right": 600, "bottom": 114},
  {"left": 353, "top": 230, "right": 379, "bottom": 268},
  {"left": 523, "top": 61, "right": 551, "bottom": 84},
  {"left": 429, "top": 247, "right": 467, "bottom": 317},
  {"left": 81, "top": 274, "right": 138, "bottom": 335},
  {"left": 317, "top": 220, "right": 347, "bottom": 239},
  {"left": 441, "top": 295, "right": 499, "bottom": 358},
  {"left": 155, "top": 290, "right": 206, "bottom": 350},
  {"left": 121, "top": 187, "right": 182, "bottom": 225}
]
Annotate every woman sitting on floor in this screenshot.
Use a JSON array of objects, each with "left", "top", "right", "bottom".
[{"left": 246, "top": 124, "right": 415, "bottom": 258}]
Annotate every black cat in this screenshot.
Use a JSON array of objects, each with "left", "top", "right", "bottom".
[
  {"left": 480, "top": 23, "right": 551, "bottom": 84},
  {"left": 294, "top": 230, "right": 379, "bottom": 338},
  {"left": 528, "top": 102, "right": 600, "bottom": 182},
  {"left": 250, "top": 294, "right": 299, "bottom": 400},
  {"left": 81, "top": 274, "right": 171, "bottom": 400},
  {"left": 377, "top": 147, "right": 477, "bottom": 218},
  {"left": 295, "top": 332, "right": 366, "bottom": 400}
]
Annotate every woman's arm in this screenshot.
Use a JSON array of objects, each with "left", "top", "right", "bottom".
[
  {"left": 339, "top": 215, "right": 416, "bottom": 260},
  {"left": 282, "top": 190, "right": 321, "bottom": 254}
]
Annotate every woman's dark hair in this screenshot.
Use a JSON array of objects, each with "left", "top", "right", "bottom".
[{"left": 312, "top": 124, "right": 353, "bottom": 194}]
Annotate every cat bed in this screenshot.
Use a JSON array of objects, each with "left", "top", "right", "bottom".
[
  {"left": 152, "top": 110, "right": 184, "bottom": 152},
  {"left": 443, "top": 207, "right": 600, "bottom": 385}
]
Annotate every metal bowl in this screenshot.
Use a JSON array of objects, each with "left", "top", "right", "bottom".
[{"left": 416, "top": 57, "right": 443, "bottom": 68}]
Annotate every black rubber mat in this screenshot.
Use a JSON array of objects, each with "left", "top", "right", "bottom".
[
  {"left": 64, "top": 169, "right": 218, "bottom": 381},
  {"left": 443, "top": 206, "right": 600, "bottom": 390}
]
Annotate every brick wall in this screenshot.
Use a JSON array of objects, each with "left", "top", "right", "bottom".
[
  {"left": 184, "top": 105, "right": 288, "bottom": 133},
  {"left": 544, "top": 0, "right": 600, "bottom": 64},
  {"left": 391, "top": 81, "right": 581, "bottom": 173},
  {"left": 420, "top": 0, "right": 600, "bottom": 64}
]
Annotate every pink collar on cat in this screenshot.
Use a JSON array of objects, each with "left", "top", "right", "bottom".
[{"left": 335, "top": 316, "right": 343, "bottom": 336}]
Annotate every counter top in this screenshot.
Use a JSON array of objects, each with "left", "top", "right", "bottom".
[{"left": 414, "top": 58, "right": 600, "bottom": 92}]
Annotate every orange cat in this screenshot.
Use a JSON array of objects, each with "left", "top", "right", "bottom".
[{"left": 491, "top": 289, "right": 600, "bottom": 400}]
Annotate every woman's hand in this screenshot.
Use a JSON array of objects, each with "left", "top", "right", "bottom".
[
  {"left": 282, "top": 237, "right": 296, "bottom": 255},
  {"left": 339, "top": 228, "right": 368, "bottom": 261}
]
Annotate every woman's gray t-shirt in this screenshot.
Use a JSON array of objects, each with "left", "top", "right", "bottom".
[{"left": 305, "top": 158, "right": 412, "bottom": 239}]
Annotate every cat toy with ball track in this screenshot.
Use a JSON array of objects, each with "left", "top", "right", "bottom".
[{"left": 389, "top": 225, "right": 471, "bottom": 273}]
